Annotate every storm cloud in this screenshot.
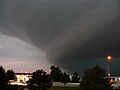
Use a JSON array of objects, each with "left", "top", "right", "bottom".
[{"left": 0, "top": 0, "right": 120, "bottom": 75}]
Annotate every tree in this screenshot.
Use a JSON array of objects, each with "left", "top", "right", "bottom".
[
  {"left": 79, "top": 65, "right": 112, "bottom": 90},
  {"left": 6, "top": 69, "right": 16, "bottom": 84},
  {"left": 72, "top": 72, "right": 80, "bottom": 83},
  {"left": 0, "top": 66, "right": 17, "bottom": 90},
  {"left": 50, "top": 66, "right": 63, "bottom": 82},
  {"left": 28, "top": 69, "right": 52, "bottom": 90},
  {"left": 0, "top": 66, "right": 7, "bottom": 89},
  {"left": 60, "top": 72, "right": 70, "bottom": 87}
]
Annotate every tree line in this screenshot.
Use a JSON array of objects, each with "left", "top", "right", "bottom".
[
  {"left": 0, "top": 65, "right": 80, "bottom": 90},
  {"left": 0, "top": 65, "right": 118, "bottom": 90},
  {"left": 25, "top": 65, "right": 80, "bottom": 90}
]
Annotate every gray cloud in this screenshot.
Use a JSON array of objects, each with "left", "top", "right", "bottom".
[{"left": 0, "top": 0, "right": 120, "bottom": 74}]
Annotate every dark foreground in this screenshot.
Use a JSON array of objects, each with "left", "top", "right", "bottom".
[
  {"left": 1, "top": 85, "right": 120, "bottom": 90},
  {"left": 0, "top": 85, "right": 79, "bottom": 90}
]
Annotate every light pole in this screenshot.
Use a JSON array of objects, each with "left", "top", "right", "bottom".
[{"left": 106, "top": 56, "right": 112, "bottom": 77}]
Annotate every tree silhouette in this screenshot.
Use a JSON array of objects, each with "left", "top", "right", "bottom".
[
  {"left": 80, "top": 65, "right": 112, "bottom": 90},
  {"left": 0, "top": 66, "right": 7, "bottom": 89},
  {"left": 60, "top": 72, "right": 70, "bottom": 87},
  {"left": 28, "top": 69, "right": 52, "bottom": 90},
  {"left": 50, "top": 65, "right": 63, "bottom": 82},
  {"left": 72, "top": 72, "right": 80, "bottom": 83},
  {"left": 6, "top": 69, "right": 16, "bottom": 84}
]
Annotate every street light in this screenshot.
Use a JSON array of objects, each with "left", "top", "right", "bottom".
[
  {"left": 107, "top": 56, "right": 112, "bottom": 61},
  {"left": 106, "top": 55, "right": 112, "bottom": 77}
]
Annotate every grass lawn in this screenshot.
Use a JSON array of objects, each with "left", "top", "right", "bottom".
[
  {"left": 5, "top": 85, "right": 80, "bottom": 90},
  {"left": 50, "top": 86, "right": 80, "bottom": 90}
]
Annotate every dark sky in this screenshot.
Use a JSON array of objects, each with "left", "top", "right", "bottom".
[{"left": 0, "top": 0, "right": 120, "bottom": 75}]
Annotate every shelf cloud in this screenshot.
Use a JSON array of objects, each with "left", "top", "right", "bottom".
[{"left": 0, "top": 0, "right": 120, "bottom": 74}]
